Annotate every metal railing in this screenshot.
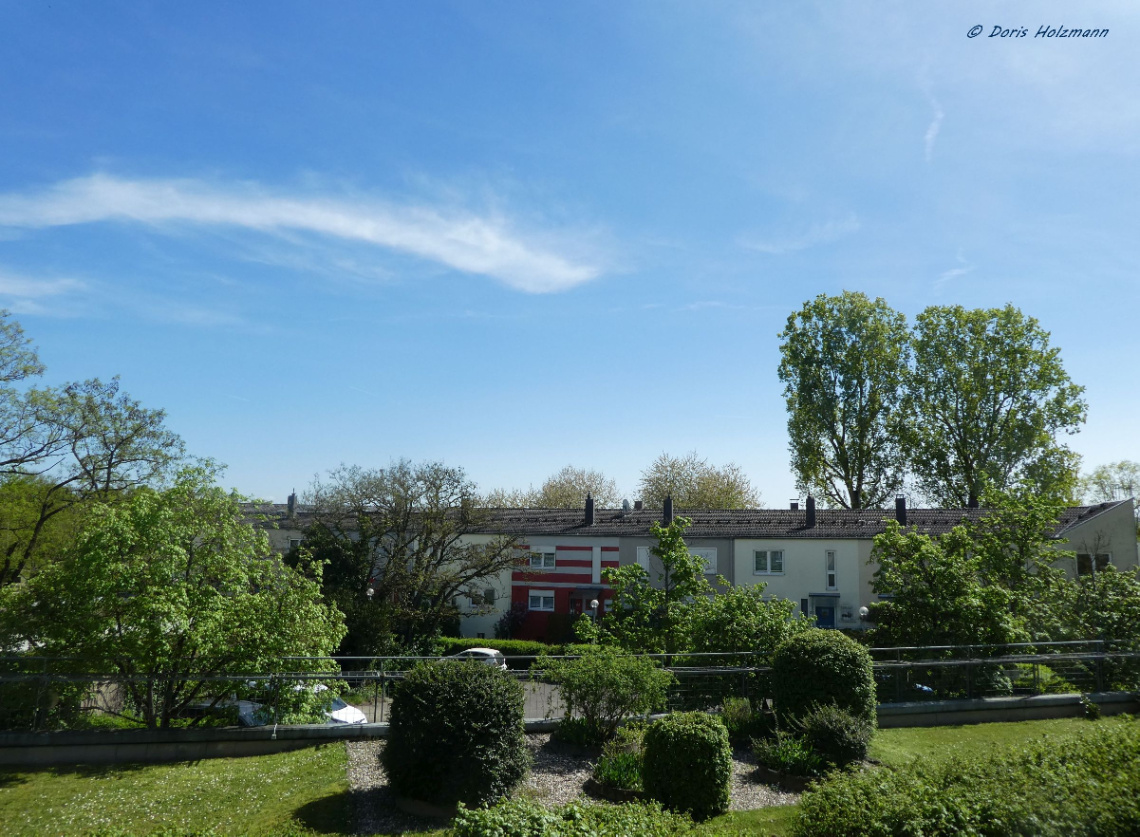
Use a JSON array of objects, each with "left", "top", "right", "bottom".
[{"left": 3, "top": 644, "right": 1139, "bottom": 733}]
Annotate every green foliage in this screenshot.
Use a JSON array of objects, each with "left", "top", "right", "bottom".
[
  {"left": 1080, "top": 694, "right": 1102, "bottom": 720},
  {"left": 0, "top": 311, "right": 185, "bottom": 588},
  {"left": 719, "top": 697, "right": 774, "bottom": 746},
  {"left": 0, "top": 469, "right": 346, "bottom": 729},
  {"left": 298, "top": 460, "right": 522, "bottom": 654},
  {"left": 435, "top": 636, "right": 563, "bottom": 664},
  {"left": 593, "top": 723, "right": 646, "bottom": 791},
  {"left": 686, "top": 583, "right": 813, "bottom": 661},
  {"left": 638, "top": 451, "right": 760, "bottom": 509},
  {"left": 778, "top": 291, "right": 910, "bottom": 509},
  {"left": 753, "top": 733, "right": 825, "bottom": 778},
  {"left": 541, "top": 647, "right": 673, "bottom": 745},
  {"left": 793, "top": 704, "right": 872, "bottom": 768},
  {"left": 643, "top": 712, "right": 733, "bottom": 820},
  {"left": 450, "top": 797, "right": 698, "bottom": 837},
  {"left": 596, "top": 516, "right": 712, "bottom": 654},
  {"left": 484, "top": 464, "right": 621, "bottom": 509},
  {"left": 771, "top": 629, "right": 876, "bottom": 725},
  {"left": 906, "top": 303, "right": 1086, "bottom": 508},
  {"left": 795, "top": 719, "right": 1140, "bottom": 837},
  {"left": 382, "top": 660, "right": 530, "bottom": 809}
]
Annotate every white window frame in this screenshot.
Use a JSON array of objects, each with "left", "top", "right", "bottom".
[
  {"left": 754, "top": 549, "right": 784, "bottom": 575},
  {"left": 826, "top": 550, "right": 837, "bottom": 591},
  {"left": 528, "top": 549, "right": 556, "bottom": 570},
  {"left": 528, "top": 589, "right": 555, "bottom": 611},
  {"left": 287, "top": 537, "right": 302, "bottom": 550},
  {"left": 636, "top": 546, "right": 652, "bottom": 572}
]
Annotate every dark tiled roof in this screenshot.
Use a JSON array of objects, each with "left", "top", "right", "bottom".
[{"left": 244, "top": 500, "right": 1130, "bottom": 541}]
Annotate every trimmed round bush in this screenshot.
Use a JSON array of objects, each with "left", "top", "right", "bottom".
[
  {"left": 642, "top": 712, "right": 732, "bottom": 820},
  {"left": 381, "top": 660, "right": 530, "bottom": 809},
  {"left": 795, "top": 703, "right": 873, "bottom": 767},
  {"left": 771, "top": 628, "right": 876, "bottom": 724}
]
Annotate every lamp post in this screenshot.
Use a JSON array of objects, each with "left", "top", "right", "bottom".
[{"left": 590, "top": 598, "right": 600, "bottom": 623}]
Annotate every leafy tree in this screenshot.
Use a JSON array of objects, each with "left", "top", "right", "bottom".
[
  {"left": 777, "top": 291, "right": 910, "bottom": 509},
  {"left": 869, "top": 520, "right": 1026, "bottom": 649},
  {"left": 637, "top": 451, "right": 760, "bottom": 509},
  {"left": 0, "top": 311, "right": 184, "bottom": 586},
  {"left": 906, "top": 304, "right": 1086, "bottom": 508},
  {"left": 299, "top": 460, "right": 522, "bottom": 654},
  {"left": 0, "top": 469, "right": 346, "bottom": 729},
  {"left": 484, "top": 464, "right": 621, "bottom": 508},
  {"left": 686, "top": 583, "right": 811, "bottom": 660},
  {"left": 587, "top": 516, "right": 710, "bottom": 655},
  {"left": 1080, "top": 460, "right": 1140, "bottom": 505}
]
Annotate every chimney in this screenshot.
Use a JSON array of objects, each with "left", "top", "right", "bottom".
[
  {"left": 634, "top": 500, "right": 644, "bottom": 511},
  {"left": 805, "top": 495, "right": 816, "bottom": 528},
  {"left": 287, "top": 490, "right": 296, "bottom": 518},
  {"left": 790, "top": 499, "right": 799, "bottom": 511},
  {"left": 664, "top": 495, "right": 674, "bottom": 526},
  {"left": 585, "top": 494, "right": 595, "bottom": 526},
  {"left": 895, "top": 495, "right": 907, "bottom": 526}
]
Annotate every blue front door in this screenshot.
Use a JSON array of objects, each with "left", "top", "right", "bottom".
[{"left": 815, "top": 605, "right": 835, "bottom": 628}]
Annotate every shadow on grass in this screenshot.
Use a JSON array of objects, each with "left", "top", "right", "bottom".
[
  {"left": 0, "top": 771, "right": 29, "bottom": 789},
  {"left": 292, "top": 790, "right": 354, "bottom": 834}
]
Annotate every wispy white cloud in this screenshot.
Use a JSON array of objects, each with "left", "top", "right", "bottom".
[
  {"left": 0, "top": 270, "right": 86, "bottom": 316},
  {"left": 924, "top": 99, "right": 944, "bottom": 162},
  {"left": 738, "top": 214, "right": 860, "bottom": 255},
  {"left": 0, "top": 174, "right": 604, "bottom": 294},
  {"left": 934, "top": 250, "right": 975, "bottom": 292}
]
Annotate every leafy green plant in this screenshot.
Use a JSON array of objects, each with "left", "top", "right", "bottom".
[
  {"left": 450, "top": 797, "right": 697, "bottom": 837},
  {"left": 794, "top": 704, "right": 872, "bottom": 768},
  {"left": 382, "top": 660, "right": 530, "bottom": 809},
  {"left": 540, "top": 647, "right": 673, "bottom": 745},
  {"left": 795, "top": 719, "right": 1140, "bottom": 836},
  {"left": 1080, "top": 693, "right": 1101, "bottom": 720},
  {"left": 643, "top": 712, "right": 733, "bottom": 820},
  {"left": 593, "top": 724, "right": 646, "bottom": 791},
  {"left": 771, "top": 629, "right": 876, "bottom": 725},
  {"left": 753, "top": 733, "right": 825, "bottom": 778},
  {"left": 719, "top": 696, "right": 774, "bottom": 745}
]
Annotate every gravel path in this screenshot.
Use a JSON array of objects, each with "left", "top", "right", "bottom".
[{"left": 346, "top": 734, "right": 799, "bottom": 834}]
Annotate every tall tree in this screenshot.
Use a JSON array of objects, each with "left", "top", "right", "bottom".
[
  {"left": 778, "top": 291, "right": 910, "bottom": 509},
  {"left": 484, "top": 465, "right": 621, "bottom": 508},
  {"left": 301, "top": 460, "right": 522, "bottom": 653},
  {"left": 0, "top": 469, "right": 346, "bottom": 729},
  {"left": 906, "top": 304, "right": 1086, "bottom": 508},
  {"left": 1081, "top": 461, "right": 1140, "bottom": 505},
  {"left": 638, "top": 451, "right": 760, "bottom": 509},
  {"left": 0, "top": 311, "right": 184, "bottom": 586}
]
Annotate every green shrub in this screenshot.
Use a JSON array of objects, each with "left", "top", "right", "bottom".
[
  {"left": 794, "top": 704, "right": 872, "bottom": 767},
  {"left": 719, "top": 696, "right": 774, "bottom": 745},
  {"left": 434, "top": 637, "right": 558, "bottom": 667},
  {"left": 450, "top": 797, "right": 696, "bottom": 836},
  {"left": 381, "top": 660, "right": 530, "bottom": 809},
  {"left": 794, "top": 719, "right": 1140, "bottom": 836},
  {"left": 593, "top": 723, "right": 646, "bottom": 791},
  {"left": 643, "top": 712, "right": 732, "bottom": 820},
  {"left": 541, "top": 647, "right": 673, "bottom": 745},
  {"left": 771, "top": 629, "right": 876, "bottom": 725},
  {"left": 753, "top": 733, "right": 825, "bottom": 778}
]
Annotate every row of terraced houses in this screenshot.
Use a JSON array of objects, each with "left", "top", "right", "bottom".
[{"left": 258, "top": 495, "right": 1138, "bottom": 643}]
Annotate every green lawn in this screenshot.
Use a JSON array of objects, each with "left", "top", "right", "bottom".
[
  {"left": 0, "top": 743, "right": 351, "bottom": 837},
  {"left": 0, "top": 717, "right": 1130, "bottom": 836}
]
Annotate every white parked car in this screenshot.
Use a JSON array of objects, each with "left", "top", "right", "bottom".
[
  {"left": 231, "top": 683, "right": 367, "bottom": 726},
  {"left": 447, "top": 647, "right": 508, "bottom": 670}
]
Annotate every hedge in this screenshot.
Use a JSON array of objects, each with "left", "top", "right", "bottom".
[{"left": 771, "top": 628, "right": 876, "bottom": 724}]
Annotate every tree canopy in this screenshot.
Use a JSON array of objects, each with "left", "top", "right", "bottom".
[
  {"left": 906, "top": 304, "right": 1085, "bottom": 507},
  {"left": 299, "top": 460, "right": 522, "bottom": 654},
  {"left": 484, "top": 464, "right": 621, "bottom": 508},
  {"left": 778, "top": 291, "right": 910, "bottom": 509},
  {"left": 637, "top": 451, "right": 760, "bottom": 509},
  {"left": 0, "top": 310, "right": 184, "bottom": 586},
  {"left": 0, "top": 469, "right": 345, "bottom": 728}
]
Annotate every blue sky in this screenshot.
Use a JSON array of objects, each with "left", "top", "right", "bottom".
[{"left": 1, "top": 1, "right": 1136, "bottom": 506}]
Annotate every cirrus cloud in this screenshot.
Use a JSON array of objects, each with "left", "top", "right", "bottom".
[{"left": 0, "top": 174, "right": 604, "bottom": 294}]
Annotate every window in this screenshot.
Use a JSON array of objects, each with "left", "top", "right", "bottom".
[
  {"left": 528, "top": 549, "right": 556, "bottom": 570},
  {"left": 636, "top": 546, "right": 651, "bottom": 571},
  {"left": 826, "top": 550, "right": 837, "bottom": 590},
  {"left": 691, "top": 547, "right": 718, "bottom": 575},
  {"left": 528, "top": 589, "right": 555, "bottom": 611},
  {"left": 754, "top": 549, "right": 784, "bottom": 574},
  {"left": 1077, "top": 554, "right": 1111, "bottom": 576},
  {"left": 603, "top": 598, "right": 613, "bottom": 613},
  {"left": 484, "top": 588, "right": 496, "bottom": 606},
  {"left": 287, "top": 537, "right": 302, "bottom": 550}
]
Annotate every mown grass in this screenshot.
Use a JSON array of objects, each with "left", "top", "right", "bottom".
[
  {"left": 0, "top": 716, "right": 1130, "bottom": 836},
  {"left": 0, "top": 743, "right": 351, "bottom": 837}
]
